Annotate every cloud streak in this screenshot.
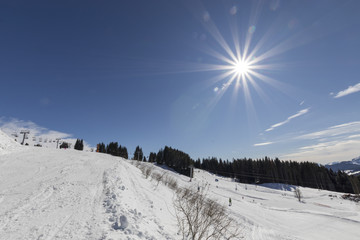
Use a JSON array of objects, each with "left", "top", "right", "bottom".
[
  {"left": 333, "top": 82, "right": 360, "bottom": 98},
  {"left": 297, "top": 121, "right": 360, "bottom": 140},
  {"left": 282, "top": 121, "right": 360, "bottom": 164},
  {"left": 266, "top": 108, "right": 309, "bottom": 132},
  {"left": 254, "top": 142, "right": 273, "bottom": 147},
  {"left": 282, "top": 138, "right": 360, "bottom": 165}
]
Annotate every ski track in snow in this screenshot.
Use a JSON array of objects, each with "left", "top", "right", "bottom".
[
  {"left": 0, "top": 137, "right": 360, "bottom": 240},
  {"left": 102, "top": 160, "right": 177, "bottom": 240},
  {"left": 0, "top": 148, "right": 111, "bottom": 240}
]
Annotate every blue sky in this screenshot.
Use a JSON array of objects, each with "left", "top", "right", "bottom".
[{"left": 1, "top": 0, "right": 360, "bottom": 164}]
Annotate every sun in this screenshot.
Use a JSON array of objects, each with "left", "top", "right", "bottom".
[{"left": 232, "top": 59, "right": 250, "bottom": 76}]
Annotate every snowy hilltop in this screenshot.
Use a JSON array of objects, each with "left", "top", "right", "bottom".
[{"left": 0, "top": 141, "right": 360, "bottom": 239}]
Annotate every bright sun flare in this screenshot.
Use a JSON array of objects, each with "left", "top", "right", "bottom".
[{"left": 233, "top": 59, "right": 250, "bottom": 76}]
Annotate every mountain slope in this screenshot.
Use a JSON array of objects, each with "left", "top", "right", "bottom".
[
  {"left": 1, "top": 144, "right": 360, "bottom": 239},
  {"left": 0, "top": 148, "right": 178, "bottom": 239},
  {"left": 325, "top": 156, "right": 360, "bottom": 175}
]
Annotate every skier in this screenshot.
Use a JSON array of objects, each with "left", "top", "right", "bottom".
[{"left": 229, "top": 197, "right": 232, "bottom": 206}]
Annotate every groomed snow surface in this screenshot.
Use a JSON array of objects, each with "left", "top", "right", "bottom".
[{"left": 1, "top": 132, "right": 360, "bottom": 239}]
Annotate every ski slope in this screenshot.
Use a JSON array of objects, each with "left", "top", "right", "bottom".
[
  {"left": 1, "top": 131, "right": 360, "bottom": 239},
  {"left": 0, "top": 129, "right": 21, "bottom": 155}
]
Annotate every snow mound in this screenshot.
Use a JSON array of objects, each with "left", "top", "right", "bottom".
[{"left": 0, "top": 129, "right": 21, "bottom": 155}]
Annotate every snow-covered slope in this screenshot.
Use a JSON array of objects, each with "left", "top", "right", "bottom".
[
  {"left": 0, "top": 127, "right": 93, "bottom": 151},
  {"left": 0, "top": 129, "right": 21, "bottom": 155},
  {"left": 1, "top": 145, "right": 360, "bottom": 239},
  {"left": 325, "top": 156, "right": 360, "bottom": 175}
]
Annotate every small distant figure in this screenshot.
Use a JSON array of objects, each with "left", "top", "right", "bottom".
[
  {"left": 197, "top": 186, "right": 200, "bottom": 192},
  {"left": 229, "top": 198, "right": 232, "bottom": 206}
]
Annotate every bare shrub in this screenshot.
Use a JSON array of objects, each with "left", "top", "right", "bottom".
[
  {"left": 138, "top": 164, "right": 146, "bottom": 173},
  {"left": 151, "top": 172, "right": 168, "bottom": 187},
  {"left": 294, "top": 187, "right": 302, "bottom": 202},
  {"left": 162, "top": 174, "right": 178, "bottom": 190},
  {"left": 144, "top": 166, "right": 154, "bottom": 179},
  {"left": 167, "top": 176, "right": 178, "bottom": 191},
  {"left": 174, "top": 188, "right": 240, "bottom": 240}
]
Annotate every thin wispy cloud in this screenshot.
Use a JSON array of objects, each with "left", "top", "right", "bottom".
[
  {"left": 282, "top": 139, "right": 360, "bottom": 164},
  {"left": 282, "top": 121, "right": 360, "bottom": 164},
  {"left": 266, "top": 108, "right": 309, "bottom": 132},
  {"left": 297, "top": 121, "right": 360, "bottom": 140},
  {"left": 347, "top": 134, "right": 360, "bottom": 139},
  {"left": 254, "top": 142, "right": 273, "bottom": 147},
  {"left": 333, "top": 82, "right": 360, "bottom": 98}
]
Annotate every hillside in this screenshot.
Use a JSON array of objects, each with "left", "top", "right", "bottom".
[
  {"left": 0, "top": 137, "right": 360, "bottom": 239},
  {"left": 326, "top": 156, "right": 360, "bottom": 175},
  {"left": 0, "top": 127, "right": 92, "bottom": 151},
  {"left": 0, "top": 129, "right": 21, "bottom": 155}
]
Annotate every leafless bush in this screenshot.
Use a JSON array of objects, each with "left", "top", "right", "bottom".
[
  {"left": 174, "top": 188, "right": 240, "bottom": 240},
  {"left": 134, "top": 161, "right": 141, "bottom": 167},
  {"left": 167, "top": 176, "right": 178, "bottom": 191},
  {"left": 151, "top": 172, "right": 168, "bottom": 187},
  {"left": 294, "top": 187, "right": 302, "bottom": 202},
  {"left": 144, "top": 166, "right": 154, "bottom": 179},
  {"left": 161, "top": 174, "right": 178, "bottom": 190},
  {"left": 138, "top": 164, "right": 145, "bottom": 172}
]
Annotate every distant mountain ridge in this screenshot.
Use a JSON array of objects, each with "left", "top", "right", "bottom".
[{"left": 325, "top": 156, "right": 360, "bottom": 175}]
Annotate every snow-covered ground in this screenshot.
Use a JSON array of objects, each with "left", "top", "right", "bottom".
[
  {"left": 0, "top": 126, "right": 93, "bottom": 151},
  {"left": 1, "top": 130, "right": 360, "bottom": 239},
  {"left": 0, "top": 129, "right": 21, "bottom": 155}
]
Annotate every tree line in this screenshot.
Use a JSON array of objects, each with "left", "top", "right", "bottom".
[
  {"left": 194, "top": 156, "right": 360, "bottom": 194},
  {"left": 96, "top": 141, "right": 360, "bottom": 194}
]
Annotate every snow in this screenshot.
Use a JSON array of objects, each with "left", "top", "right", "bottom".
[
  {"left": 325, "top": 156, "right": 360, "bottom": 174},
  {"left": 0, "top": 129, "right": 21, "bottom": 155},
  {"left": 351, "top": 156, "right": 360, "bottom": 165},
  {"left": 0, "top": 127, "right": 93, "bottom": 151},
  {"left": 1, "top": 138, "right": 360, "bottom": 239}
]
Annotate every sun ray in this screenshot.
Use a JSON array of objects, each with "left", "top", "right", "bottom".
[{"left": 201, "top": 20, "right": 237, "bottom": 62}]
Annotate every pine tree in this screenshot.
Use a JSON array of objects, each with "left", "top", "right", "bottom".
[
  {"left": 119, "top": 145, "right": 129, "bottom": 159},
  {"left": 74, "top": 139, "right": 84, "bottom": 151},
  {"left": 148, "top": 152, "right": 157, "bottom": 162},
  {"left": 133, "top": 146, "right": 143, "bottom": 161}
]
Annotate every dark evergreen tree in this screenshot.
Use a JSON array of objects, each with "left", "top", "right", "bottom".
[
  {"left": 97, "top": 143, "right": 106, "bottom": 153},
  {"left": 133, "top": 146, "right": 143, "bottom": 161},
  {"left": 156, "top": 149, "right": 164, "bottom": 164},
  {"left": 148, "top": 152, "right": 157, "bottom": 162},
  {"left": 106, "top": 142, "right": 119, "bottom": 156},
  {"left": 156, "top": 146, "right": 193, "bottom": 177},
  {"left": 119, "top": 145, "right": 128, "bottom": 159},
  {"left": 74, "top": 139, "right": 84, "bottom": 151}
]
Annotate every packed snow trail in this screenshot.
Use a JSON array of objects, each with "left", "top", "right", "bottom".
[
  {"left": 0, "top": 148, "right": 114, "bottom": 239},
  {"left": 0, "top": 147, "right": 179, "bottom": 240}
]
